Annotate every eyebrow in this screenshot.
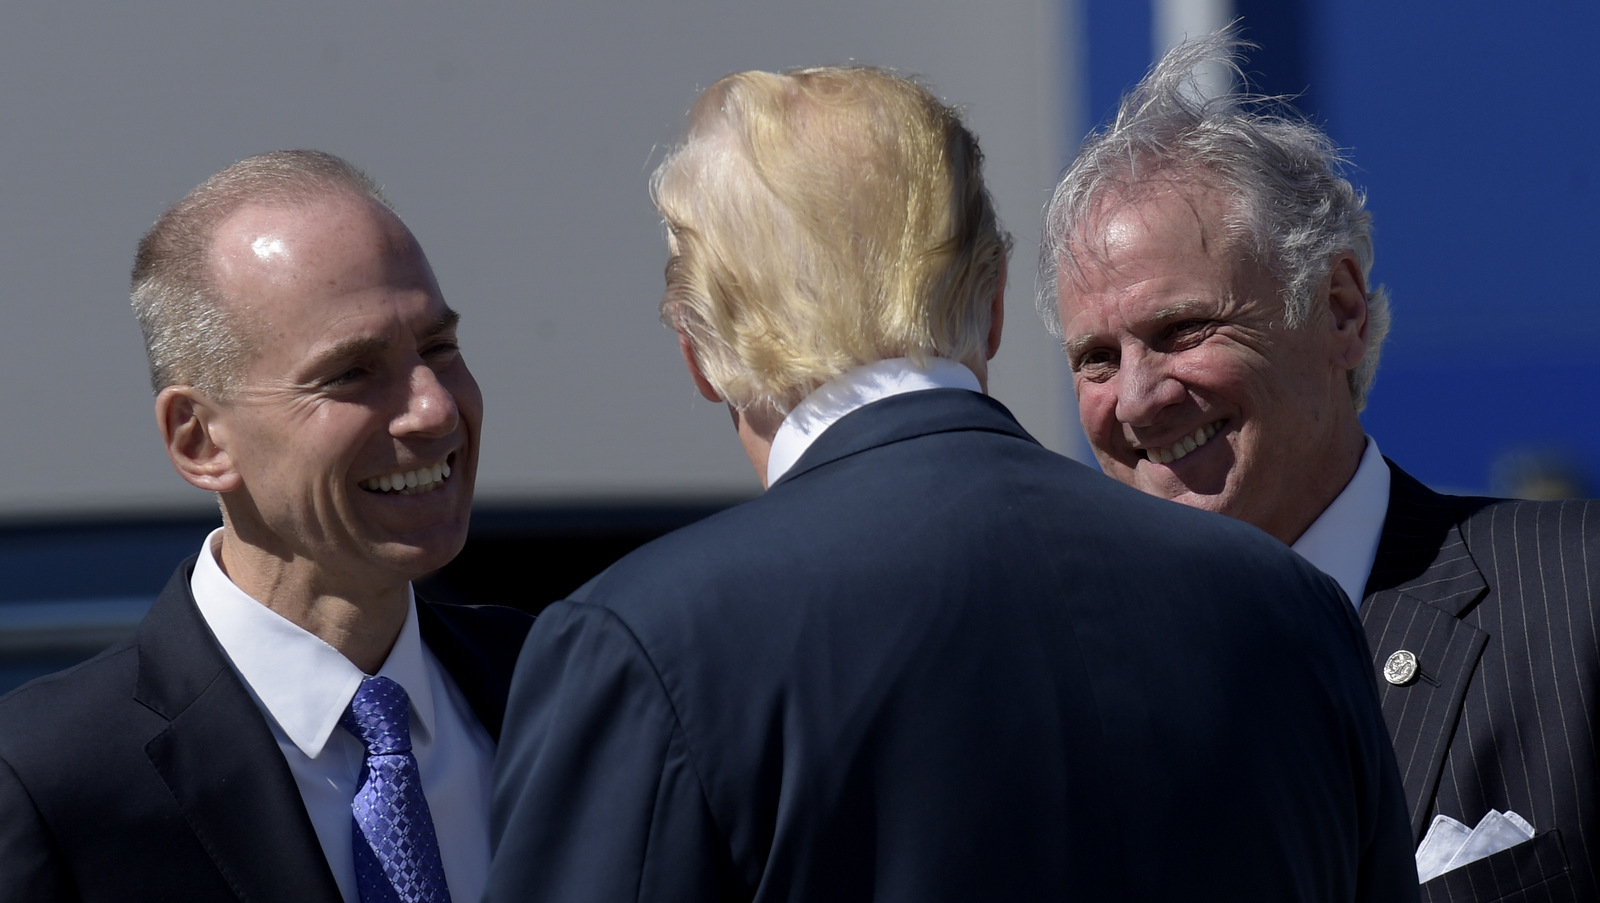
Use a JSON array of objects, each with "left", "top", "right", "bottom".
[
  {"left": 304, "top": 307, "right": 463, "bottom": 377},
  {"left": 1148, "top": 298, "right": 1214, "bottom": 321},
  {"left": 1063, "top": 298, "right": 1216, "bottom": 358},
  {"left": 423, "top": 307, "right": 462, "bottom": 340},
  {"left": 1062, "top": 333, "right": 1098, "bottom": 361}
]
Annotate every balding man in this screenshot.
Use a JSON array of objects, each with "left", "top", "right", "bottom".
[
  {"left": 0, "top": 151, "right": 530, "bottom": 903},
  {"left": 486, "top": 65, "right": 1416, "bottom": 903},
  {"left": 1042, "top": 33, "right": 1600, "bottom": 901}
]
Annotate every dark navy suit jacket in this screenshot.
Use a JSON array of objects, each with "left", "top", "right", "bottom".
[
  {"left": 487, "top": 389, "right": 1418, "bottom": 902},
  {"left": 0, "top": 556, "right": 531, "bottom": 902},
  {"left": 1362, "top": 463, "right": 1600, "bottom": 903}
]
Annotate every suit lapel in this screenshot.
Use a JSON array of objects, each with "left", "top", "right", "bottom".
[
  {"left": 134, "top": 561, "right": 344, "bottom": 903},
  {"left": 416, "top": 600, "right": 532, "bottom": 743},
  {"left": 1360, "top": 463, "right": 1490, "bottom": 841}
]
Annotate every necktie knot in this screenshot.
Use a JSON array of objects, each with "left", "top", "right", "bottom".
[{"left": 341, "top": 675, "right": 413, "bottom": 756}]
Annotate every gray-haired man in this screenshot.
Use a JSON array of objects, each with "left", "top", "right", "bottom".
[{"left": 1042, "top": 33, "right": 1600, "bottom": 902}]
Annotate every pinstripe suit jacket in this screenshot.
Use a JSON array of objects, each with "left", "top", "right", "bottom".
[{"left": 1361, "top": 461, "right": 1600, "bottom": 903}]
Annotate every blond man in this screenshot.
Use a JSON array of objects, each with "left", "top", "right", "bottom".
[{"left": 486, "top": 66, "right": 1416, "bottom": 902}]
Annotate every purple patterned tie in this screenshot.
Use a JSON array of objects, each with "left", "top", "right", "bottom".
[{"left": 340, "top": 676, "right": 453, "bottom": 903}]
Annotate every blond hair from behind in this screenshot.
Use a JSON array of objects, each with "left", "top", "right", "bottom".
[{"left": 652, "top": 66, "right": 1010, "bottom": 414}]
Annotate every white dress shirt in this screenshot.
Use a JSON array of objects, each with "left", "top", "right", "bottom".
[
  {"left": 767, "top": 356, "right": 982, "bottom": 485},
  {"left": 1290, "top": 437, "right": 1391, "bottom": 611},
  {"left": 190, "top": 529, "right": 495, "bottom": 903}
]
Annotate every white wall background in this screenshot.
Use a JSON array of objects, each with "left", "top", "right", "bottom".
[{"left": 0, "top": 1, "right": 1080, "bottom": 519}]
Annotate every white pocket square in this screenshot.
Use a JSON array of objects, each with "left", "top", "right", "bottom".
[{"left": 1416, "top": 810, "right": 1535, "bottom": 883}]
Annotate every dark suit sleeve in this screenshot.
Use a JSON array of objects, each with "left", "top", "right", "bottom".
[
  {"left": 485, "top": 600, "right": 730, "bottom": 903},
  {"left": 0, "top": 754, "right": 73, "bottom": 902}
]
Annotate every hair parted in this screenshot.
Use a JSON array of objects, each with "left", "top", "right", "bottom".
[
  {"left": 651, "top": 65, "right": 1012, "bottom": 414},
  {"left": 130, "top": 149, "right": 393, "bottom": 398},
  {"left": 1037, "top": 28, "right": 1391, "bottom": 410}
]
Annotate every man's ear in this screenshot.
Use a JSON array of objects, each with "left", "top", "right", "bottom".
[
  {"left": 156, "top": 386, "right": 242, "bottom": 493},
  {"left": 985, "top": 262, "right": 1006, "bottom": 361},
  {"left": 1325, "top": 252, "right": 1368, "bottom": 371},
  {"left": 678, "top": 330, "right": 723, "bottom": 403}
]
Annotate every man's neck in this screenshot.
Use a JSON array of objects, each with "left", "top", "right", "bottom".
[
  {"left": 731, "top": 403, "right": 784, "bottom": 489},
  {"left": 213, "top": 531, "right": 409, "bottom": 674},
  {"left": 1267, "top": 414, "right": 1368, "bottom": 546},
  {"left": 1289, "top": 437, "right": 1391, "bottom": 609}
]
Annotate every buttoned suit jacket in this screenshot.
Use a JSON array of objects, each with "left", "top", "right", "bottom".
[
  {"left": 487, "top": 389, "right": 1418, "bottom": 903},
  {"left": 1362, "top": 461, "right": 1600, "bottom": 903},
  {"left": 0, "top": 556, "right": 532, "bottom": 903}
]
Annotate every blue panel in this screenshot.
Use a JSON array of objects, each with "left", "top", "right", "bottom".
[
  {"left": 1223, "top": 0, "right": 1600, "bottom": 494},
  {"left": 1085, "top": 0, "right": 1153, "bottom": 129},
  {"left": 1320, "top": 0, "right": 1600, "bottom": 493},
  {"left": 1362, "top": 360, "right": 1597, "bottom": 495},
  {"left": 1232, "top": 0, "right": 1319, "bottom": 116}
]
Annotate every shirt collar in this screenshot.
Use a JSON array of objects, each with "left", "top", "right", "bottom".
[
  {"left": 766, "top": 357, "right": 981, "bottom": 486},
  {"left": 1290, "top": 438, "right": 1391, "bottom": 611},
  {"left": 189, "top": 528, "right": 436, "bottom": 758}
]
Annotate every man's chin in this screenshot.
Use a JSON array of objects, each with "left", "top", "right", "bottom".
[
  {"left": 353, "top": 486, "right": 471, "bottom": 548},
  {"left": 368, "top": 549, "right": 465, "bottom": 586},
  {"left": 359, "top": 521, "right": 471, "bottom": 580},
  {"left": 1129, "top": 465, "right": 1218, "bottom": 502},
  {"left": 1166, "top": 490, "right": 1235, "bottom": 518}
]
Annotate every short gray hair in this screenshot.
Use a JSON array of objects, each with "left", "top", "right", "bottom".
[
  {"left": 130, "top": 150, "right": 391, "bottom": 397},
  {"left": 1038, "top": 29, "right": 1391, "bottom": 410}
]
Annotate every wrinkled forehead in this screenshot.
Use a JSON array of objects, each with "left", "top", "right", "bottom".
[{"left": 1064, "top": 178, "right": 1242, "bottom": 285}]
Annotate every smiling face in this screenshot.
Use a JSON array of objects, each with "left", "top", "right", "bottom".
[
  {"left": 1054, "top": 181, "right": 1367, "bottom": 544},
  {"left": 202, "top": 192, "right": 482, "bottom": 601}
]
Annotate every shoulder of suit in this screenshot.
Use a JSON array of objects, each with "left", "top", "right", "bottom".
[
  {"left": 1453, "top": 494, "right": 1600, "bottom": 557},
  {"left": 0, "top": 636, "right": 139, "bottom": 707},
  {"left": 0, "top": 639, "right": 142, "bottom": 765},
  {"left": 1432, "top": 490, "right": 1600, "bottom": 534},
  {"left": 1385, "top": 461, "right": 1598, "bottom": 538},
  {"left": 564, "top": 503, "right": 760, "bottom": 609}
]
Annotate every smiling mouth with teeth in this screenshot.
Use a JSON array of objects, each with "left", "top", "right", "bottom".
[
  {"left": 1143, "top": 422, "right": 1221, "bottom": 465},
  {"left": 359, "top": 456, "right": 454, "bottom": 495}
]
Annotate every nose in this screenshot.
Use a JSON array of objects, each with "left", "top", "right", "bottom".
[
  {"left": 1112, "top": 347, "right": 1183, "bottom": 429},
  {"left": 393, "top": 363, "right": 460, "bottom": 438}
]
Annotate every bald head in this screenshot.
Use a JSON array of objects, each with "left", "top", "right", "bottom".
[{"left": 131, "top": 150, "right": 393, "bottom": 399}]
